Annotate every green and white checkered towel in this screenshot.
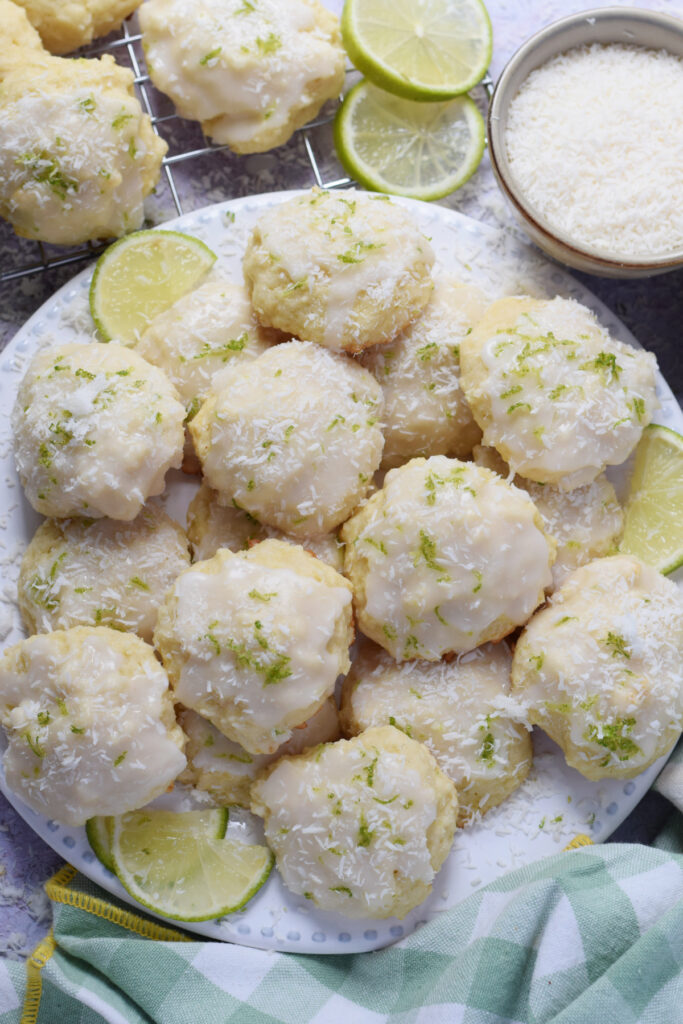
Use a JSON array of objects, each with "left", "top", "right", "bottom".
[{"left": 2, "top": 831, "right": 682, "bottom": 1024}]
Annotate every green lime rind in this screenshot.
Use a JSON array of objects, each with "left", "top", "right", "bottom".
[
  {"left": 334, "top": 80, "right": 485, "bottom": 201},
  {"left": 89, "top": 229, "right": 216, "bottom": 343},
  {"left": 85, "top": 816, "right": 115, "bottom": 872},
  {"left": 109, "top": 808, "right": 273, "bottom": 922},
  {"left": 619, "top": 423, "right": 683, "bottom": 575},
  {"left": 341, "top": 0, "right": 493, "bottom": 101}
]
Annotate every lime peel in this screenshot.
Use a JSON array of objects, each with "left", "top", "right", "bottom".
[
  {"left": 334, "top": 80, "right": 485, "bottom": 200},
  {"left": 89, "top": 229, "right": 216, "bottom": 344},
  {"left": 619, "top": 423, "right": 683, "bottom": 575}
]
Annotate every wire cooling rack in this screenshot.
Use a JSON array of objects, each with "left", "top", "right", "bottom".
[{"left": 0, "top": 14, "right": 355, "bottom": 284}]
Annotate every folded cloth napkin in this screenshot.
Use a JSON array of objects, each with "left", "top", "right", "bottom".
[{"left": 3, "top": 738, "right": 682, "bottom": 1024}]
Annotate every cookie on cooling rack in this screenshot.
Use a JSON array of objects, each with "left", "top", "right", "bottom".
[
  {"left": 0, "top": 626, "right": 186, "bottom": 826},
  {"left": 18, "top": 504, "right": 190, "bottom": 643},
  {"left": 0, "top": 0, "right": 46, "bottom": 77},
  {"left": 251, "top": 725, "right": 458, "bottom": 919},
  {"left": 512, "top": 555, "right": 683, "bottom": 780},
  {"left": 342, "top": 456, "right": 555, "bottom": 660},
  {"left": 9, "top": 0, "right": 142, "bottom": 54},
  {"left": 186, "top": 480, "right": 345, "bottom": 570},
  {"left": 189, "top": 339, "right": 384, "bottom": 538},
  {"left": 12, "top": 342, "right": 185, "bottom": 520},
  {"left": 243, "top": 188, "right": 435, "bottom": 353},
  {"left": 459, "top": 296, "right": 658, "bottom": 490},
  {"left": 341, "top": 639, "right": 532, "bottom": 826},
  {"left": 0, "top": 52, "right": 166, "bottom": 244},
  {"left": 473, "top": 445, "right": 624, "bottom": 591},
  {"left": 139, "top": 0, "right": 345, "bottom": 154},
  {"left": 154, "top": 539, "right": 353, "bottom": 755},
  {"left": 177, "top": 698, "right": 340, "bottom": 807},
  {"left": 360, "top": 276, "right": 487, "bottom": 468}
]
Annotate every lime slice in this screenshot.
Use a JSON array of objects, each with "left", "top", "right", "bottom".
[
  {"left": 334, "top": 80, "right": 485, "bottom": 200},
  {"left": 619, "top": 424, "right": 683, "bottom": 574},
  {"left": 85, "top": 816, "right": 115, "bottom": 872},
  {"left": 341, "top": 0, "right": 492, "bottom": 100},
  {"left": 110, "top": 808, "right": 273, "bottom": 922},
  {"left": 89, "top": 230, "right": 216, "bottom": 343}
]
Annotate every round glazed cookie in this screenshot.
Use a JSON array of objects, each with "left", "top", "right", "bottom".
[
  {"left": 177, "top": 698, "right": 341, "bottom": 807},
  {"left": 186, "top": 480, "right": 345, "bottom": 571},
  {"left": 512, "top": 555, "right": 683, "bottom": 780},
  {"left": 342, "top": 456, "right": 555, "bottom": 660},
  {"left": 340, "top": 640, "right": 532, "bottom": 825},
  {"left": 10, "top": 0, "right": 142, "bottom": 54},
  {"left": 0, "top": 54, "right": 166, "bottom": 244},
  {"left": 250, "top": 725, "right": 458, "bottom": 919},
  {"left": 134, "top": 279, "right": 276, "bottom": 421},
  {"left": 473, "top": 445, "right": 623, "bottom": 591},
  {"left": 0, "top": 626, "right": 186, "bottom": 826},
  {"left": 459, "top": 296, "right": 658, "bottom": 489},
  {"left": 12, "top": 341, "right": 185, "bottom": 520},
  {"left": 18, "top": 504, "right": 191, "bottom": 643},
  {"left": 154, "top": 539, "right": 353, "bottom": 754},
  {"left": 139, "top": 0, "right": 345, "bottom": 153},
  {"left": 189, "top": 340, "right": 384, "bottom": 537},
  {"left": 243, "top": 188, "right": 435, "bottom": 353},
  {"left": 360, "top": 277, "right": 487, "bottom": 469}
]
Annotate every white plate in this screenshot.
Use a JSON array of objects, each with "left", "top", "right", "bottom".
[{"left": 0, "top": 191, "right": 681, "bottom": 955}]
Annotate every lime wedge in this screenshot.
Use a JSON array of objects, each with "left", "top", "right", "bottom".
[
  {"left": 110, "top": 808, "right": 273, "bottom": 922},
  {"left": 619, "top": 424, "right": 683, "bottom": 574},
  {"left": 89, "top": 230, "right": 216, "bottom": 344},
  {"left": 341, "top": 0, "right": 492, "bottom": 100},
  {"left": 85, "top": 816, "right": 115, "bottom": 872},
  {"left": 334, "top": 80, "right": 485, "bottom": 200}
]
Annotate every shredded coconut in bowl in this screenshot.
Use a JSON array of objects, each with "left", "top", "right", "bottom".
[{"left": 504, "top": 43, "right": 683, "bottom": 259}]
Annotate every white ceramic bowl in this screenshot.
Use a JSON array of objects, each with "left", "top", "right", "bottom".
[{"left": 487, "top": 7, "right": 683, "bottom": 278}]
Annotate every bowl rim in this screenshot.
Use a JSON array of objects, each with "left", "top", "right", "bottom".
[{"left": 487, "top": 5, "right": 683, "bottom": 271}]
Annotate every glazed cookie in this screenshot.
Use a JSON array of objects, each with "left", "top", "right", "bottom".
[
  {"left": 134, "top": 279, "right": 276, "bottom": 422},
  {"left": 11, "top": 0, "right": 142, "bottom": 54},
  {"left": 0, "top": 627, "right": 186, "bottom": 826},
  {"left": 341, "top": 640, "right": 532, "bottom": 825},
  {"left": 360, "top": 277, "right": 487, "bottom": 468},
  {"left": 243, "top": 188, "right": 435, "bottom": 352},
  {"left": 0, "top": 53, "right": 166, "bottom": 244},
  {"left": 177, "top": 698, "right": 340, "bottom": 807},
  {"left": 18, "top": 504, "right": 190, "bottom": 642},
  {"left": 154, "top": 539, "right": 353, "bottom": 754},
  {"left": 342, "top": 456, "right": 554, "bottom": 660},
  {"left": 512, "top": 555, "right": 683, "bottom": 780},
  {"left": 140, "top": 0, "right": 345, "bottom": 153},
  {"left": 12, "top": 342, "right": 185, "bottom": 520},
  {"left": 186, "top": 480, "right": 344, "bottom": 571},
  {"left": 459, "top": 296, "right": 658, "bottom": 489},
  {"left": 251, "top": 726, "right": 458, "bottom": 919},
  {"left": 473, "top": 445, "right": 623, "bottom": 591},
  {"left": 189, "top": 340, "right": 384, "bottom": 537}
]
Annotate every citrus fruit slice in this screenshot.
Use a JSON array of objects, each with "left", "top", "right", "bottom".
[
  {"left": 110, "top": 808, "right": 273, "bottom": 922},
  {"left": 85, "top": 816, "right": 115, "bottom": 872},
  {"left": 334, "top": 80, "right": 485, "bottom": 200},
  {"left": 89, "top": 230, "right": 216, "bottom": 343},
  {"left": 341, "top": 0, "right": 492, "bottom": 100},
  {"left": 619, "top": 423, "right": 683, "bottom": 575}
]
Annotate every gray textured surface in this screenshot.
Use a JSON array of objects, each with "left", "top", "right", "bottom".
[{"left": 0, "top": 0, "right": 681, "bottom": 961}]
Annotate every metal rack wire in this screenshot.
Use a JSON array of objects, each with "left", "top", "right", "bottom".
[{"left": 0, "top": 15, "right": 354, "bottom": 284}]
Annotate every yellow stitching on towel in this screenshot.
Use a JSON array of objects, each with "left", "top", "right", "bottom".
[
  {"left": 21, "top": 931, "right": 56, "bottom": 1024},
  {"left": 45, "top": 864, "right": 191, "bottom": 943},
  {"left": 563, "top": 834, "right": 594, "bottom": 850}
]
